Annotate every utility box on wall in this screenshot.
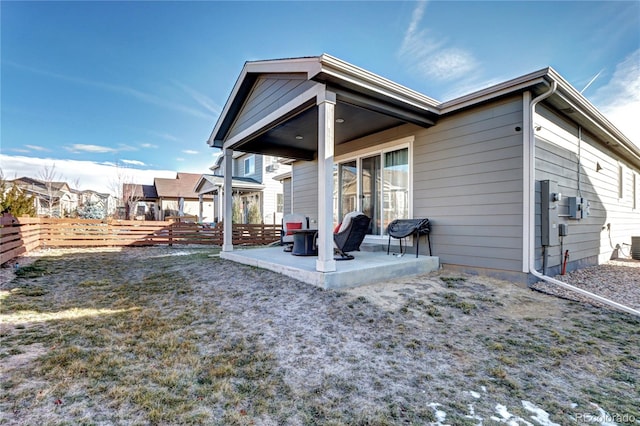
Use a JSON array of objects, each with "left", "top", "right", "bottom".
[
  {"left": 568, "top": 197, "right": 588, "bottom": 220},
  {"left": 540, "top": 180, "right": 560, "bottom": 246}
]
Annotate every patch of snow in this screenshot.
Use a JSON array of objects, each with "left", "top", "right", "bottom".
[
  {"left": 522, "top": 401, "right": 560, "bottom": 426},
  {"left": 465, "top": 403, "right": 483, "bottom": 424},
  {"left": 428, "top": 402, "right": 448, "bottom": 425},
  {"left": 493, "top": 404, "right": 534, "bottom": 426},
  {"left": 469, "top": 390, "right": 481, "bottom": 399}
]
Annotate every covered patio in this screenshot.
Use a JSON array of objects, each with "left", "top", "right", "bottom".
[
  {"left": 208, "top": 54, "right": 440, "bottom": 284},
  {"left": 220, "top": 245, "right": 439, "bottom": 290}
]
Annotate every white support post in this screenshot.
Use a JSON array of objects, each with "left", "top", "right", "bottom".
[
  {"left": 217, "top": 186, "right": 223, "bottom": 223},
  {"left": 198, "top": 194, "right": 203, "bottom": 223},
  {"left": 223, "top": 149, "right": 234, "bottom": 252},
  {"left": 316, "top": 91, "right": 337, "bottom": 272}
]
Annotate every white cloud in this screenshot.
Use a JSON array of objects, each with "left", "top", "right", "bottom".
[
  {"left": 591, "top": 49, "right": 640, "bottom": 146},
  {"left": 121, "top": 159, "right": 146, "bottom": 166},
  {"left": 66, "top": 144, "right": 118, "bottom": 154},
  {"left": 399, "top": 0, "right": 478, "bottom": 82},
  {"left": 0, "top": 155, "right": 176, "bottom": 194},
  {"left": 140, "top": 143, "right": 159, "bottom": 149},
  {"left": 25, "top": 144, "right": 50, "bottom": 152},
  {"left": 182, "top": 150, "right": 198, "bottom": 155}
]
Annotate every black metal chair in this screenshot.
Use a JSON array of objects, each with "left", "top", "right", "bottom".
[
  {"left": 334, "top": 214, "right": 371, "bottom": 260},
  {"left": 386, "top": 218, "right": 431, "bottom": 258}
]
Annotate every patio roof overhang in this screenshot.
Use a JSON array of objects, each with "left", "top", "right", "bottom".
[
  {"left": 207, "top": 54, "right": 440, "bottom": 160},
  {"left": 195, "top": 175, "right": 264, "bottom": 196}
]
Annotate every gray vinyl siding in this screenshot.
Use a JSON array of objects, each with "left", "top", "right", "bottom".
[
  {"left": 412, "top": 95, "right": 525, "bottom": 272},
  {"left": 228, "top": 74, "right": 316, "bottom": 140},
  {"left": 291, "top": 160, "right": 318, "bottom": 224},
  {"left": 235, "top": 154, "right": 263, "bottom": 182},
  {"left": 282, "top": 178, "right": 292, "bottom": 214},
  {"left": 533, "top": 104, "right": 640, "bottom": 273}
]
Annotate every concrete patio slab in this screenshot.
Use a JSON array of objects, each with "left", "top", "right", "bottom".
[{"left": 220, "top": 246, "right": 439, "bottom": 289}]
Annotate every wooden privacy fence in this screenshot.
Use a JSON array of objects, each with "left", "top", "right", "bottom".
[{"left": 0, "top": 216, "right": 282, "bottom": 265}]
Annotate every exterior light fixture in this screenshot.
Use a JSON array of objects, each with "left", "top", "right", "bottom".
[
  {"left": 295, "top": 135, "right": 303, "bottom": 140},
  {"left": 335, "top": 118, "right": 345, "bottom": 123}
]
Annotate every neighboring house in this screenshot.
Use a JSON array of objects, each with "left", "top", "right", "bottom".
[
  {"left": 10, "top": 177, "right": 78, "bottom": 217},
  {"left": 195, "top": 153, "right": 290, "bottom": 224},
  {"left": 207, "top": 54, "right": 640, "bottom": 283},
  {"left": 153, "top": 173, "right": 213, "bottom": 222},
  {"left": 75, "top": 189, "right": 117, "bottom": 218},
  {"left": 121, "top": 183, "right": 159, "bottom": 220}
]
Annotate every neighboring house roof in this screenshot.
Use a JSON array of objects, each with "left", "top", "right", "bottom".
[
  {"left": 194, "top": 174, "right": 265, "bottom": 195},
  {"left": 123, "top": 183, "right": 158, "bottom": 200},
  {"left": 11, "top": 177, "right": 72, "bottom": 199},
  {"left": 154, "top": 172, "right": 202, "bottom": 199},
  {"left": 208, "top": 54, "right": 640, "bottom": 168}
]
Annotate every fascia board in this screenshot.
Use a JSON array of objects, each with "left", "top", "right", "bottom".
[
  {"left": 208, "top": 65, "right": 250, "bottom": 147},
  {"left": 316, "top": 54, "right": 440, "bottom": 113},
  {"left": 546, "top": 68, "right": 640, "bottom": 163},
  {"left": 439, "top": 68, "right": 551, "bottom": 114},
  {"left": 208, "top": 56, "right": 323, "bottom": 148},
  {"left": 243, "top": 56, "right": 323, "bottom": 78}
]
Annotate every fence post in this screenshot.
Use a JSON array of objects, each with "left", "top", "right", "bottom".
[{"left": 169, "top": 223, "right": 173, "bottom": 247}]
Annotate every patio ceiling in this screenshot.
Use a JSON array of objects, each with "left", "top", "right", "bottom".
[{"left": 235, "top": 100, "right": 410, "bottom": 160}]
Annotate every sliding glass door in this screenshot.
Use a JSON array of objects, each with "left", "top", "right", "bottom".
[
  {"left": 361, "top": 155, "right": 381, "bottom": 235},
  {"left": 334, "top": 145, "right": 410, "bottom": 236}
]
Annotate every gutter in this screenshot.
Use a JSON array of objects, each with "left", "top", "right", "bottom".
[{"left": 524, "top": 82, "right": 640, "bottom": 317}]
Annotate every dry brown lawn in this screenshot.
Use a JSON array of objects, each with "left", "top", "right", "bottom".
[{"left": 1, "top": 247, "right": 638, "bottom": 425}]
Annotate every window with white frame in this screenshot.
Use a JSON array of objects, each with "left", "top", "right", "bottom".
[
  {"left": 244, "top": 155, "right": 255, "bottom": 176},
  {"left": 276, "top": 193, "right": 283, "bottom": 213},
  {"left": 333, "top": 138, "right": 412, "bottom": 236}
]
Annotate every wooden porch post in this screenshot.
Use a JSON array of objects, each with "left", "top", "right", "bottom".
[
  {"left": 316, "top": 90, "right": 337, "bottom": 272},
  {"left": 223, "top": 149, "right": 234, "bottom": 252}
]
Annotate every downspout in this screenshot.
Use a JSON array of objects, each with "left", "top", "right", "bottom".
[{"left": 525, "top": 81, "right": 640, "bottom": 317}]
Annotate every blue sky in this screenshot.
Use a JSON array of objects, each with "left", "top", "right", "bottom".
[{"left": 1, "top": 0, "right": 639, "bottom": 193}]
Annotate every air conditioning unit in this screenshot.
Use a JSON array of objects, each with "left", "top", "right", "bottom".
[{"left": 266, "top": 163, "right": 280, "bottom": 172}]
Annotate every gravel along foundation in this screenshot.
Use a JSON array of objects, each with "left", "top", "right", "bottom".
[{"left": 1, "top": 247, "right": 638, "bottom": 425}]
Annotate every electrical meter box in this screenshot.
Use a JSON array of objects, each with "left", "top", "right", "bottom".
[
  {"left": 540, "top": 180, "right": 559, "bottom": 246},
  {"left": 558, "top": 223, "right": 569, "bottom": 236},
  {"left": 568, "top": 197, "right": 588, "bottom": 219}
]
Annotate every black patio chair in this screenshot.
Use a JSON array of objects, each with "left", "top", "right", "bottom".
[
  {"left": 333, "top": 214, "right": 371, "bottom": 260},
  {"left": 386, "top": 218, "right": 431, "bottom": 258}
]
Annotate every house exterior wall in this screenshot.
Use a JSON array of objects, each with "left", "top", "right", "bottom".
[
  {"left": 332, "top": 95, "right": 526, "bottom": 276},
  {"left": 228, "top": 75, "right": 315, "bottom": 141},
  {"left": 533, "top": 104, "right": 640, "bottom": 275},
  {"left": 413, "top": 96, "right": 525, "bottom": 273},
  {"left": 291, "top": 160, "right": 318, "bottom": 225}
]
